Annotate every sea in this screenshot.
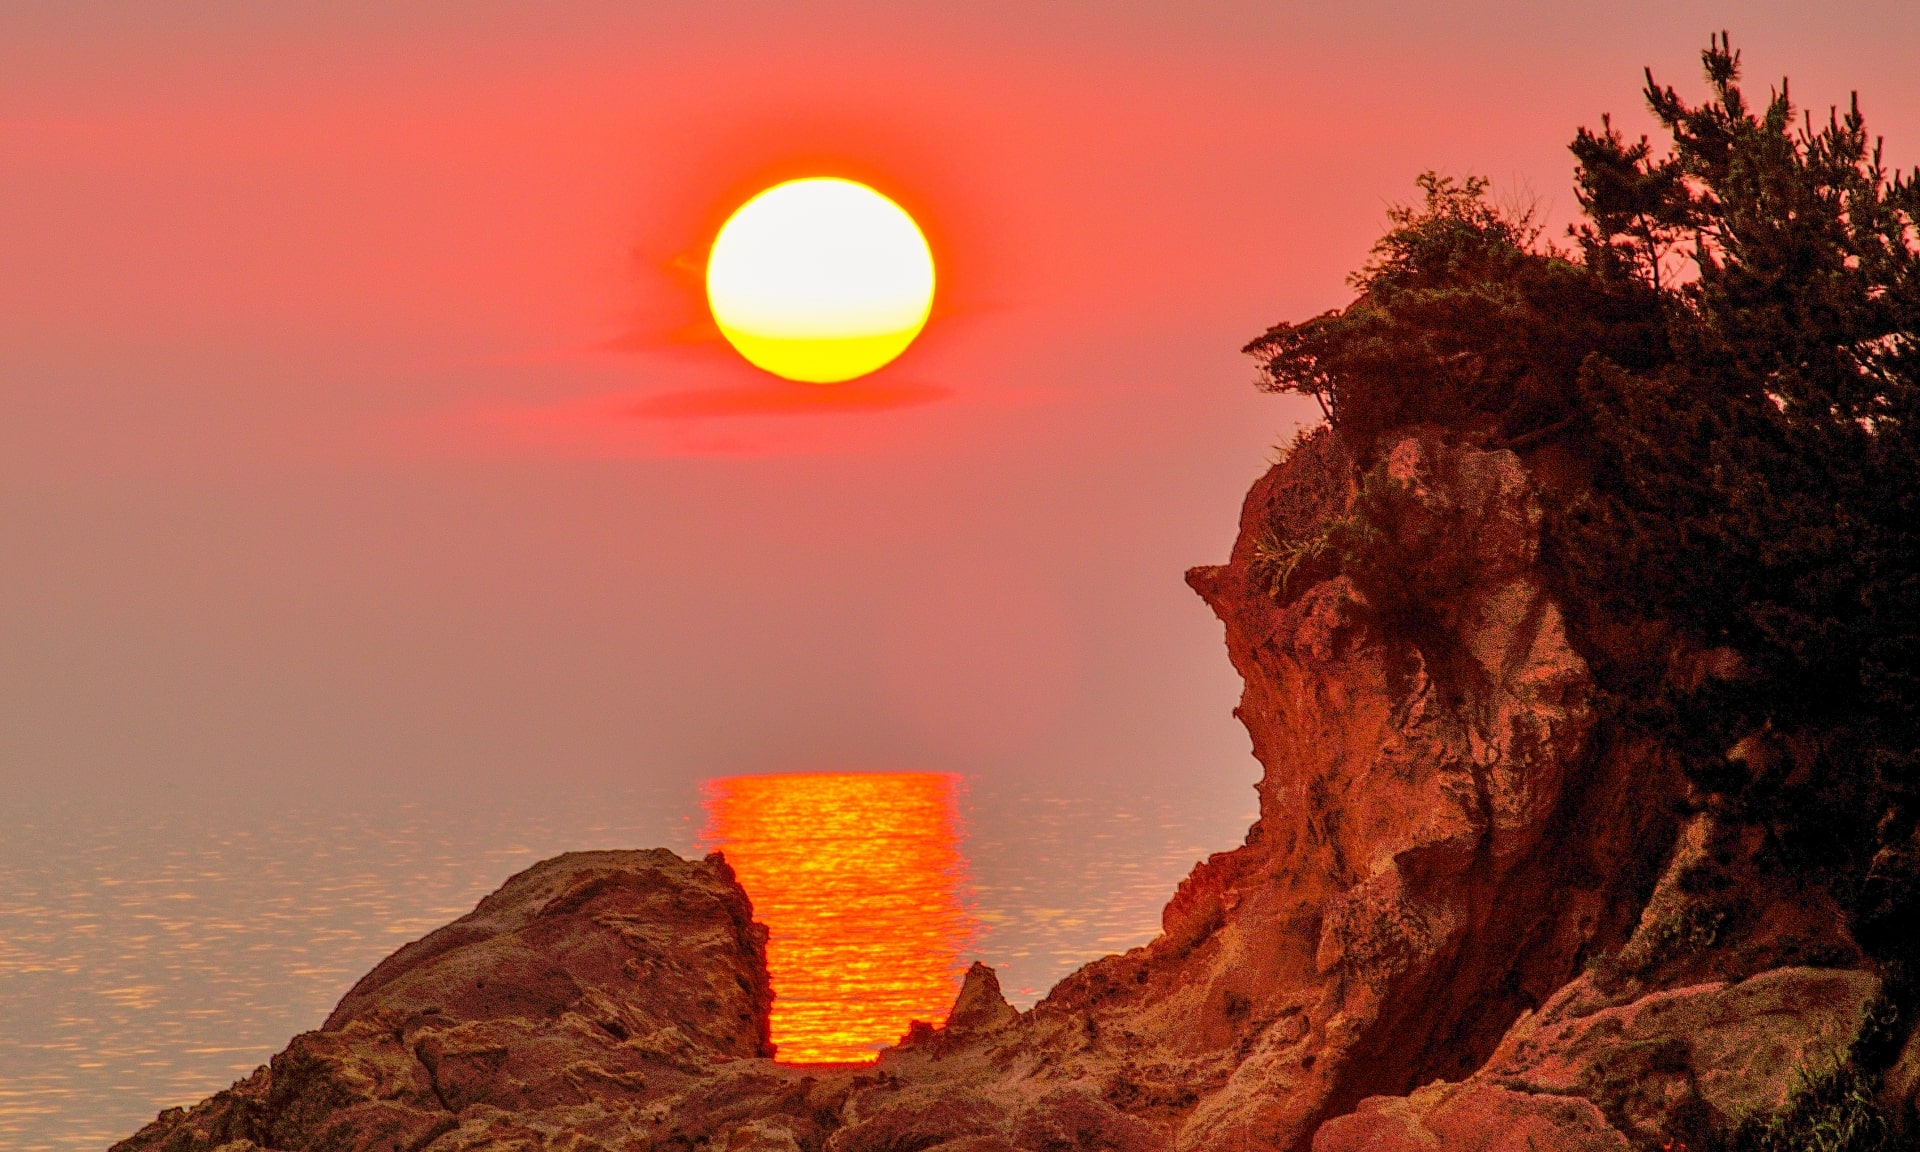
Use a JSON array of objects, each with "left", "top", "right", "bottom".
[{"left": 0, "top": 774, "right": 1256, "bottom": 1151}]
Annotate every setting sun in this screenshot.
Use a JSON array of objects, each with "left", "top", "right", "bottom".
[{"left": 706, "top": 178, "right": 935, "bottom": 383}]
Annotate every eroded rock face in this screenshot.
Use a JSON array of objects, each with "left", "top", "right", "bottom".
[
  {"left": 1312, "top": 801, "right": 1883, "bottom": 1151},
  {"left": 113, "top": 429, "right": 1899, "bottom": 1152},
  {"left": 1003, "top": 430, "right": 1675, "bottom": 1151},
  {"left": 835, "top": 431, "right": 1690, "bottom": 1151}
]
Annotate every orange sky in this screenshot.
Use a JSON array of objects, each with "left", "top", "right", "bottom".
[{"left": 3, "top": 4, "right": 1917, "bottom": 801}]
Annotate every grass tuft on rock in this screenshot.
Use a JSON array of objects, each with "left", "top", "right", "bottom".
[{"left": 1720, "top": 1060, "right": 1891, "bottom": 1152}]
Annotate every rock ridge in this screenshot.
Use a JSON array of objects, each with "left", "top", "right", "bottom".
[{"left": 114, "top": 430, "right": 1910, "bottom": 1152}]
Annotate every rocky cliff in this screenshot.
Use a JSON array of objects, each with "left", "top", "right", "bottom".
[{"left": 114, "top": 430, "right": 1914, "bottom": 1152}]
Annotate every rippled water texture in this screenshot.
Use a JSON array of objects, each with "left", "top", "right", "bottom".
[
  {"left": 0, "top": 776, "right": 1253, "bottom": 1150},
  {"left": 700, "top": 773, "right": 975, "bottom": 1062}
]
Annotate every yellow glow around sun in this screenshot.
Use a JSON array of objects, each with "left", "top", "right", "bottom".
[{"left": 706, "top": 178, "right": 935, "bottom": 383}]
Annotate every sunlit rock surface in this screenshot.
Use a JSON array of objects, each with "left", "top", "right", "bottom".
[
  {"left": 114, "top": 431, "right": 1904, "bottom": 1152},
  {"left": 111, "top": 850, "right": 786, "bottom": 1152},
  {"left": 878, "top": 431, "right": 1686, "bottom": 1151}
]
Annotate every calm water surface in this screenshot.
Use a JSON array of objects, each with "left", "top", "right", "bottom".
[
  {"left": 701, "top": 773, "right": 975, "bottom": 1062},
  {"left": 0, "top": 776, "right": 1254, "bottom": 1151}
]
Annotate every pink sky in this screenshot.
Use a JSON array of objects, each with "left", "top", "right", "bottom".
[{"left": 4, "top": 3, "right": 1917, "bottom": 800}]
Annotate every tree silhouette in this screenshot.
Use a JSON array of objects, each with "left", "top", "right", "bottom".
[{"left": 1249, "top": 35, "right": 1920, "bottom": 978}]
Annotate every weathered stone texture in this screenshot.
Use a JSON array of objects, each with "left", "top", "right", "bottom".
[{"left": 114, "top": 431, "right": 1903, "bottom": 1152}]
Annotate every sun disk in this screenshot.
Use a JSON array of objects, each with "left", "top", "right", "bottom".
[{"left": 706, "top": 178, "right": 935, "bottom": 383}]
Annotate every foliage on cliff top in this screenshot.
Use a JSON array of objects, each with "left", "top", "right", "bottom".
[
  {"left": 1246, "top": 173, "right": 1669, "bottom": 456},
  {"left": 1248, "top": 35, "right": 1920, "bottom": 984}
]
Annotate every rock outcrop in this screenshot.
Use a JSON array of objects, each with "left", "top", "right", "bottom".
[
  {"left": 1314, "top": 965, "right": 1883, "bottom": 1152},
  {"left": 860, "top": 431, "right": 1696, "bottom": 1150},
  {"left": 115, "top": 430, "right": 1905, "bottom": 1152},
  {"left": 112, "top": 850, "right": 796, "bottom": 1152}
]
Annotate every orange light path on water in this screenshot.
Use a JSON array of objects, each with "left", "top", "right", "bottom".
[{"left": 699, "top": 772, "right": 976, "bottom": 1063}]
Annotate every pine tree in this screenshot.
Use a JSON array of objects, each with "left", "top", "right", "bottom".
[
  {"left": 1247, "top": 35, "right": 1920, "bottom": 969},
  {"left": 1561, "top": 34, "right": 1920, "bottom": 959}
]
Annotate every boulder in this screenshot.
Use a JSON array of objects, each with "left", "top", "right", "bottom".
[
  {"left": 1314, "top": 1081, "right": 1633, "bottom": 1152},
  {"left": 1481, "top": 966, "right": 1881, "bottom": 1140},
  {"left": 324, "top": 848, "right": 773, "bottom": 1060},
  {"left": 111, "top": 851, "right": 783, "bottom": 1152}
]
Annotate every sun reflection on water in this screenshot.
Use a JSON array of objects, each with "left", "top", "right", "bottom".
[{"left": 699, "top": 772, "right": 976, "bottom": 1063}]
